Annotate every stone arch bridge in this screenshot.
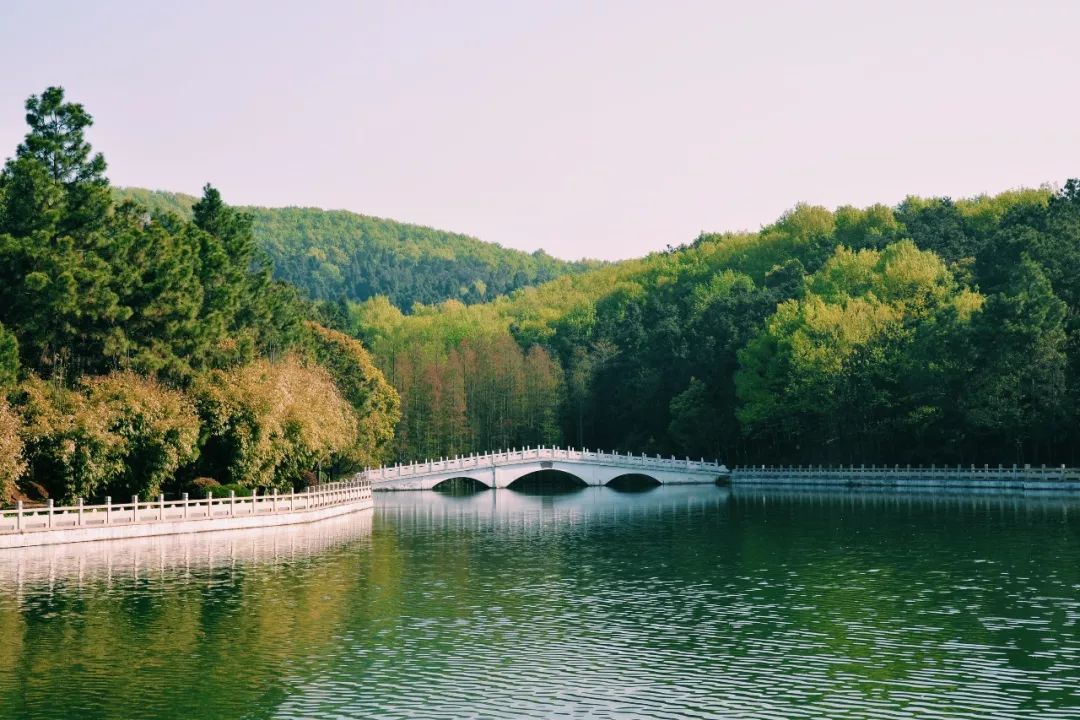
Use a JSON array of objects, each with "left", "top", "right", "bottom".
[{"left": 361, "top": 447, "right": 728, "bottom": 490}]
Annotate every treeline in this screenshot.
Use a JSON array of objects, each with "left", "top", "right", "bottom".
[
  {"left": 357, "top": 298, "right": 562, "bottom": 459},
  {"left": 8, "top": 87, "right": 1076, "bottom": 484},
  {"left": 0, "top": 88, "right": 399, "bottom": 505},
  {"left": 114, "top": 188, "right": 600, "bottom": 309},
  {"left": 355, "top": 184, "right": 1080, "bottom": 467}
]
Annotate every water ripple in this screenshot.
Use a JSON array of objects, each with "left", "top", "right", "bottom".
[{"left": 0, "top": 486, "right": 1078, "bottom": 719}]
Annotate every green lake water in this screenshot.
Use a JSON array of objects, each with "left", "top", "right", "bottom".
[{"left": 1, "top": 483, "right": 1078, "bottom": 719}]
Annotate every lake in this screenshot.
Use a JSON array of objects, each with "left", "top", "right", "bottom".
[{"left": 1, "top": 484, "right": 1078, "bottom": 719}]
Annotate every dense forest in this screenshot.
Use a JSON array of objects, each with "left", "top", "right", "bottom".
[
  {"left": 352, "top": 185, "right": 1080, "bottom": 468},
  {"left": 114, "top": 187, "right": 599, "bottom": 309},
  {"left": 3, "top": 87, "right": 1078, "bottom": 508},
  {"left": 0, "top": 87, "right": 399, "bottom": 505}
]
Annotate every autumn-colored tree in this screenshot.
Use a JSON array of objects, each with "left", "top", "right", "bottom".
[
  {"left": 192, "top": 356, "right": 358, "bottom": 489},
  {"left": 303, "top": 322, "right": 400, "bottom": 469},
  {"left": 0, "top": 401, "right": 25, "bottom": 503},
  {"left": 82, "top": 372, "right": 200, "bottom": 498},
  {"left": 14, "top": 372, "right": 199, "bottom": 502},
  {"left": 15, "top": 376, "right": 126, "bottom": 502}
]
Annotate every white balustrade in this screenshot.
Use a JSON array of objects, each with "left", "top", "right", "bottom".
[
  {"left": 362, "top": 446, "right": 724, "bottom": 482},
  {"left": 728, "top": 464, "right": 1079, "bottom": 482},
  {"left": 0, "top": 479, "right": 372, "bottom": 534}
]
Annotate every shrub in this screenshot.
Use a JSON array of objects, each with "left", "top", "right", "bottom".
[
  {"left": 190, "top": 476, "right": 220, "bottom": 493},
  {"left": 203, "top": 482, "right": 252, "bottom": 498}
]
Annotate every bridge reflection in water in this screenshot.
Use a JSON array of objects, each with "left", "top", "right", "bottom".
[{"left": 377, "top": 483, "right": 732, "bottom": 535}]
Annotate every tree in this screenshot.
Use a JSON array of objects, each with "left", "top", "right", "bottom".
[
  {"left": 82, "top": 372, "right": 200, "bottom": 498},
  {"left": 735, "top": 241, "right": 982, "bottom": 462},
  {"left": 12, "top": 372, "right": 200, "bottom": 502},
  {"left": 0, "top": 154, "right": 64, "bottom": 237},
  {"left": 0, "top": 324, "right": 18, "bottom": 389},
  {"left": 303, "top": 322, "right": 400, "bottom": 470},
  {"left": 15, "top": 376, "right": 126, "bottom": 502},
  {"left": 192, "top": 356, "right": 359, "bottom": 489},
  {"left": 0, "top": 401, "right": 25, "bottom": 503},
  {"left": 668, "top": 378, "right": 720, "bottom": 458},
  {"left": 14, "top": 86, "right": 109, "bottom": 236},
  {"left": 962, "top": 256, "right": 1068, "bottom": 462},
  {"left": 0, "top": 87, "right": 127, "bottom": 377},
  {"left": 896, "top": 197, "right": 974, "bottom": 263},
  {"left": 107, "top": 202, "right": 205, "bottom": 380},
  {"left": 19, "top": 87, "right": 106, "bottom": 185}
]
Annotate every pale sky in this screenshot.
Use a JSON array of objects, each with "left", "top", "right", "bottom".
[{"left": 1, "top": 1, "right": 1077, "bottom": 260}]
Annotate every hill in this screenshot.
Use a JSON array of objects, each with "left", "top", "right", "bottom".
[
  {"left": 113, "top": 188, "right": 600, "bottom": 309},
  {"left": 351, "top": 183, "right": 1080, "bottom": 468}
]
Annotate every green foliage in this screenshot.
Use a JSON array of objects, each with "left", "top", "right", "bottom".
[
  {"left": 191, "top": 356, "right": 360, "bottom": 490},
  {"left": 303, "top": 322, "right": 401, "bottom": 469},
  {"left": 17, "top": 86, "right": 111, "bottom": 237},
  {"left": 734, "top": 241, "right": 979, "bottom": 459},
  {"left": 113, "top": 188, "right": 600, "bottom": 310},
  {"left": 15, "top": 376, "right": 126, "bottom": 502},
  {"left": 202, "top": 482, "right": 253, "bottom": 499},
  {"left": 0, "top": 324, "right": 18, "bottom": 389},
  {"left": 667, "top": 378, "right": 719, "bottom": 457},
  {"left": 4, "top": 85, "right": 1080, "bottom": 482},
  {"left": 19, "top": 87, "right": 106, "bottom": 186},
  {"left": 360, "top": 181, "right": 1080, "bottom": 467},
  {"left": 0, "top": 88, "right": 402, "bottom": 504},
  {"left": 251, "top": 206, "right": 598, "bottom": 308},
  {"left": 961, "top": 256, "right": 1068, "bottom": 455},
  {"left": 109, "top": 188, "right": 197, "bottom": 217},
  {"left": 0, "top": 89, "right": 312, "bottom": 382}
]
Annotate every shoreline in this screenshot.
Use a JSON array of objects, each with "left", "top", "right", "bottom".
[
  {"left": 0, "top": 479, "right": 373, "bottom": 550},
  {"left": 729, "top": 465, "right": 1080, "bottom": 492},
  {"left": 0, "top": 497, "right": 373, "bottom": 549}
]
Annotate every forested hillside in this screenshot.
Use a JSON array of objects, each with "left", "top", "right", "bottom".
[
  {"left": 5, "top": 87, "right": 1077, "bottom": 493},
  {"left": 0, "top": 88, "right": 399, "bottom": 505},
  {"left": 114, "top": 188, "right": 599, "bottom": 309},
  {"left": 354, "top": 184, "right": 1080, "bottom": 468}
]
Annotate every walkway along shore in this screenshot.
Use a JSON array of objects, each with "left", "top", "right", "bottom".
[
  {"left": 6, "top": 461, "right": 1075, "bottom": 550},
  {"left": 0, "top": 478, "right": 373, "bottom": 549},
  {"left": 729, "top": 464, "right": 1080, "bottom": 492}
]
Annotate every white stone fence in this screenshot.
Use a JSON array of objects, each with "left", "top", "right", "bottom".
[
  {"left": 0, "top": 479, "right": 372, "bottom": 534},
  {"left": 731, "top": 463, "right": 1080, "bottom": 481},
  {"left": 361, "top": 446, "right": 725, "bottom": 482}
]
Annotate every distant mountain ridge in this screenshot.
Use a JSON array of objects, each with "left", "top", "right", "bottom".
[{"left": 113, "top": 188, "right": 600, "bottom": 309}]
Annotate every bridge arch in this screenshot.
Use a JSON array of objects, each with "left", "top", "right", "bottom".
[
  {"left": 506, "top": 469, "right": 587, "bottom": 492},
  {"left": 431, "top": 476, "right": 492, "bottom": 492},
  {"left": 363, "top": 447, "right": 727, "bottom": 490},
  {"left": 606, "top": 473, "right": 661, "bottom": 491}
]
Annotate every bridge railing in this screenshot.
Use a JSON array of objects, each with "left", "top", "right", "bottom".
[
  {"left": 0, "top": 478, "right": 372, "bottom": 534},
  {"left": 362, "top": 446, "right": 725, "bottom": 482}
]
